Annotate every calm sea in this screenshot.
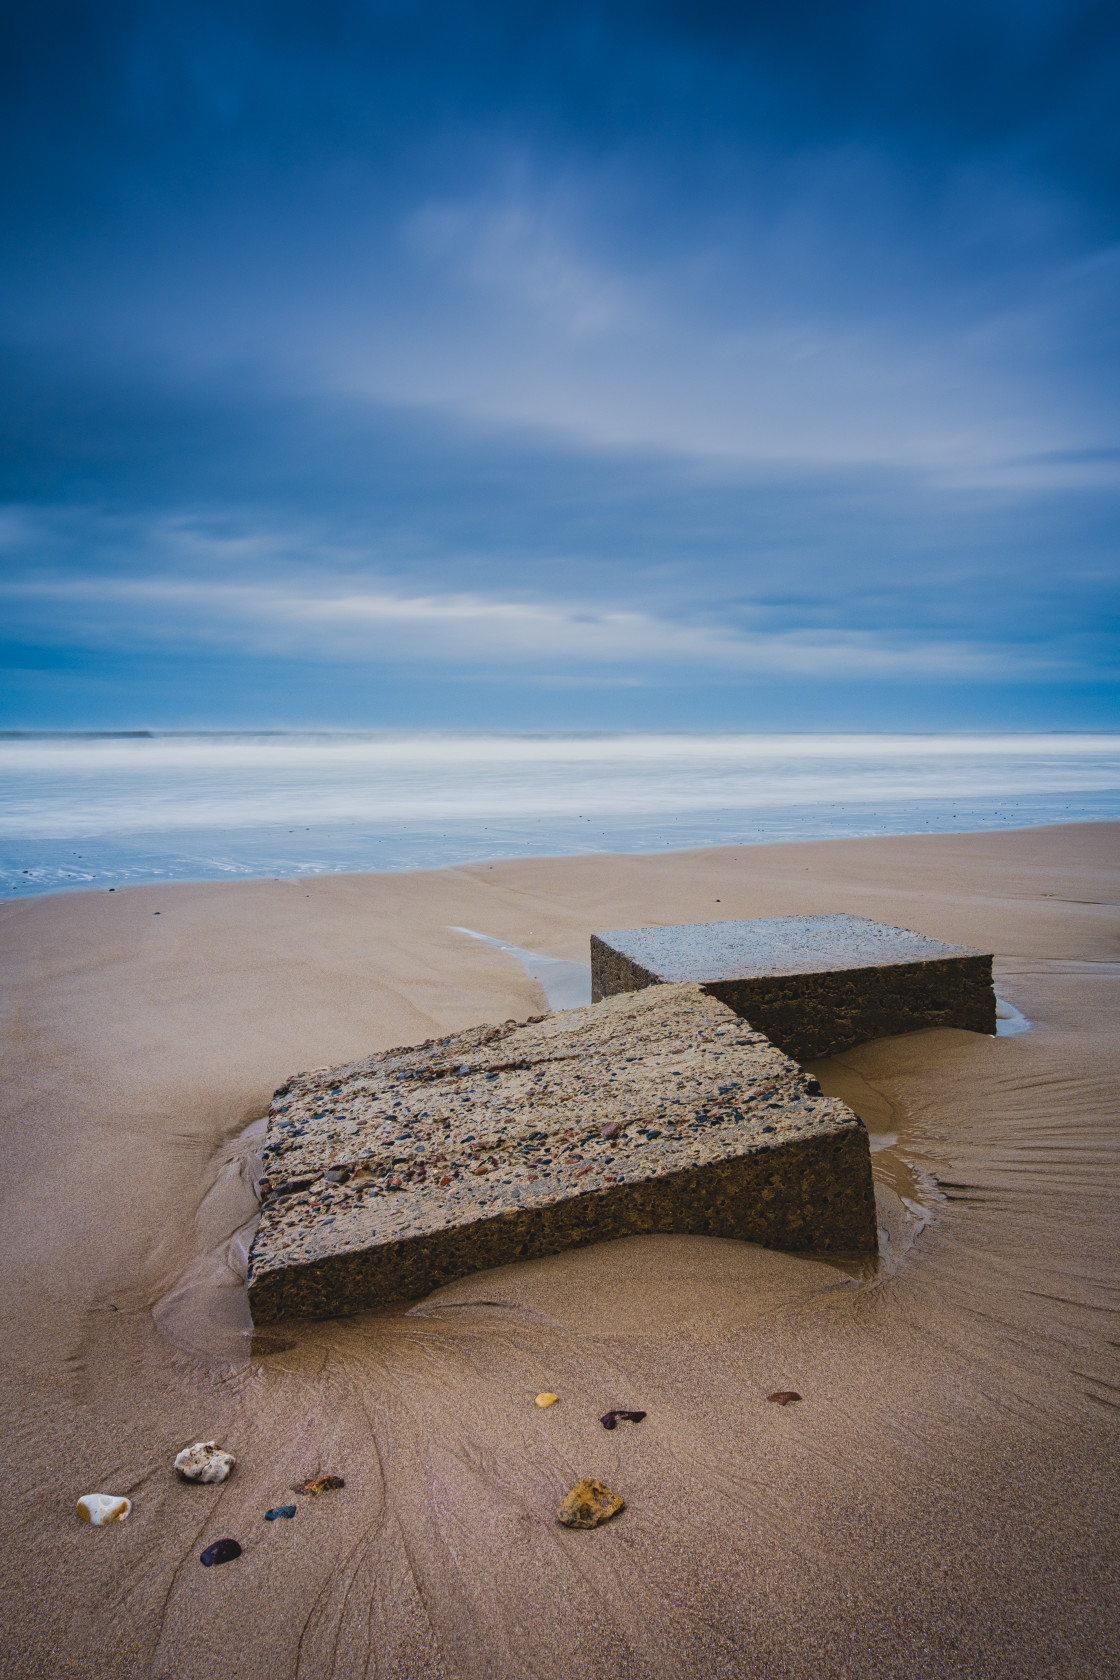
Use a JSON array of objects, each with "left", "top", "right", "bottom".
[{"left": 2, "top": 731, "right": 1118, "bottom": 897}]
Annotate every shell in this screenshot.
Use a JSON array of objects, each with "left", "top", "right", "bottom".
[
  {"left": 174, "top": 1441, "right": 236, "bottom": 1483},
  {"left": 77, "top": 1493, "right": 131, "bottom": 1525}
]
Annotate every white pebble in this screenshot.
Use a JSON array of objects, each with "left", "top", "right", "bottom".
[
  {"left": 77, "top": 1493, "right": 131, "bottom": 1525},
  {"left": 173, "top": 1441, "right": 236, "bottom": 1483}
]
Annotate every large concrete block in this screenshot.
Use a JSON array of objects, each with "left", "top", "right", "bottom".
[
  {"left": 247, "top": 983, "right": 877, "bottom": 1324},
  {"left": 591, "top": 914, "right": 995, "bottom": 1061}
]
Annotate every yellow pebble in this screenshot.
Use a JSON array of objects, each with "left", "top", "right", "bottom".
[{"left": 535, "top": 1392, "right": 559, "bottom": 1408}]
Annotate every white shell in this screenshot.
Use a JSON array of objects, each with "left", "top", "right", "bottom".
[
  {"left": 77, "top": 1493, "right": 131, "bottom": 1525},
  {"left": 174, "top": 1440, "right": 236, "bottom": 1483}
]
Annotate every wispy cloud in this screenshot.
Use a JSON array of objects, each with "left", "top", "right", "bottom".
[
  {"left": 1, "top": 570, "right": 1060, "bottom": 681},
  {"left": 333, "top": 168, "right": 1112, "bottom": 478}
]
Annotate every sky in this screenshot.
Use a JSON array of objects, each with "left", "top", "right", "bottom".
[{"left": 1, "top": 0, "right": 1118, "bottom": 731}]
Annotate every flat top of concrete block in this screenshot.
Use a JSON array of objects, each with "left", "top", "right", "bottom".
[
  {"left": 248, "top": 983, "right": 861, "bottom": 1293},
  {"left": 593, "top": 913, "right": 986, "bottom": 983}
]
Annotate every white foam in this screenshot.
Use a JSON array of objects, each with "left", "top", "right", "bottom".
[{"left": 995, "top": 997, "right": 1032, "bottom": 1036}]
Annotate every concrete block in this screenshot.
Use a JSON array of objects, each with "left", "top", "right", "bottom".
[
  {"left": 591, "top": 913, "right": 995, "bottom": 1060},
  {"left": 247, "top": 983, "right": 877, "bottom": 1324}
]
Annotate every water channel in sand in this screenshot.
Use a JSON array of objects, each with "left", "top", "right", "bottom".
[
  {"left": 151, "top": 1117, "right": 264, "bottom": 1364},
  {"left": 152, "top": 929, "right": 1032, "bottom": 1366}
]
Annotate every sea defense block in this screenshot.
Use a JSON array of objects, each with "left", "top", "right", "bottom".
[
  {"left": 590, "top": 914, "right": 995, "bottom": 1061},
  {"left": 247, "top": 984, "right": 877, "bottom": 1324}
]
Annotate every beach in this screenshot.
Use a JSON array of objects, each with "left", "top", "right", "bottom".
[{"left": 1, "top": 820, "right": 1118, "bottom": 1677}]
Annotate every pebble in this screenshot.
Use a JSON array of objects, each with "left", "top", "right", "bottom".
[
  {"left": 76, "top": 1494, "right": 131, "bottom": 1525},
  {"left": 767, "top": 1390, "right": 802, "bottom": 1406},
  {"left": 200, "top": 1537, "right": 242, "bottom": 1566},
  {"left": 293, "top": 1474, "right": 345, "bottom": 1495},
  {"left": 265, "top": 1505, "right": 297, "bottom": 1521},
  {"left": 557, "top": 1478, "right": 624, "bottom": 1529},
  {"left": 535, "top": 1392, "right": 559, "bottom": 1408},
  {"left": 174, "top": 1441, "right": 236, "bottom": 1483},
  {"left": 600, "top": 1409, "right": 646, "bottom": 1429}
]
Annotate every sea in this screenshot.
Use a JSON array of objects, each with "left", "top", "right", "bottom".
[{"left": 2, "top": 730, "right": 1119, "bottom": 898}]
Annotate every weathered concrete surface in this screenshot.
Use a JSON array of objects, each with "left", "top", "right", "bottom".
[
  {"left": 247, "top": 983, "right": 876, "bottom": 1324},
  {"left": 591, "top": 914, "right": 995, "bottom": 1061}
]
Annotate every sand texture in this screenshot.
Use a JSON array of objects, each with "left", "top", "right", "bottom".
[
  {"left": 1, "top": 822, "right": 1118, "bottom": 1678},
  {"left": 248, "top": 986, "right": 876, "bottom": 1322},
  {"left": 591, "top": 913, "right": 996, "bottom": 1057}
]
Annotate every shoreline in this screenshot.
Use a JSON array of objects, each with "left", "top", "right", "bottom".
[
  {"left": 1, "top": 820, "right": 1118, "bottom": 1678},
  {"left": 4, "top": 763, "right": 1120, "bottom": 898}
]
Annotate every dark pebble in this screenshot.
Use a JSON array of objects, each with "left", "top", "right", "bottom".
[
  {"left": 200, "top": 1538, "right": 242, "bottom": 1566},
  {"left": 600, "top": 1409, "right": 647, "bottom": 1429}
]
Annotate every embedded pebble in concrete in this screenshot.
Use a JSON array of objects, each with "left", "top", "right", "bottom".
[
  {"left": 76, "top": 1494, "right": 131, "bottom": 1525},
  {"left": 535, "top": 1393, "right": 559, "bottom": 1408},
  {"left": 265, "top": 1505, "right": 297, "bottom": 1521},
  {"left": 248, "top": 983, "right": 877, "bottom": 1324},
  {"left": 174, "top": 1441, "right": 235, "bottom": 1483}
]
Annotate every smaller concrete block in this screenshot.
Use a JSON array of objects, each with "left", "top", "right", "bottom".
[{"left": 591, "top": 914, "right": 995, "bottom": 1060}]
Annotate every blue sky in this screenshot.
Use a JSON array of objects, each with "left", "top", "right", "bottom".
[{"left": 1, "top": 0, "right": 1118, "bottom": 729}]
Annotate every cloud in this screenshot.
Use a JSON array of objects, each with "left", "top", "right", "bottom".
[
  {"left": 0, "top": 565, "right": 1063, "bottom": 682},
  {"left": 406, "top": 192, "right": 635, "bottom": 341},
  {"left": 3, "top": 13, "right": 1118, "bottom": 481},
  {"left": 0, "top": 2, "right": 1116, "bottom": 725}
]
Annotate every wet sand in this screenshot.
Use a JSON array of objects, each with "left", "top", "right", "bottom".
[{"left": 1, "top": 822, "right": 1118, "bottom": 1678}]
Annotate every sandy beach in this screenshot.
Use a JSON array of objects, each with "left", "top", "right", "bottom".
[{"left": 1, "top": 821, "right": 1118, "bottom": 1679}]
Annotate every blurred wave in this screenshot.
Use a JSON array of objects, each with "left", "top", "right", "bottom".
[{"left": 2, "top": 730, "right": 1118, "bottom": 895}]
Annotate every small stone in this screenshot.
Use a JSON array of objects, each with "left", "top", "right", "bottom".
[
  {"left": 557, "top": 1478, "right": 624, "bottom": 1529},
  {"left": 535, "top": 1392, "right": 559, "bottom": 1408},
  {"left": 293, "top": 1474, "right": 345, "bottom": 1495},
  {"left": 600, "top": 1409, "right": 646, "bottom": 1429},
  {"left": 77, "top": 1493, "right": 131, "bottom": 1525},
  {"left": 174, "top": 1441, "right": 236, "bottom": 1483},
  {"left": 767, "top": 1391, "right": 802, "bottom": 1406},
  {"left": 265, "top": 1505, "right": 297, "bottom": 1521},
  {"left": 200, "top": 1537, "right": 242, "bottom": 1566}
]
